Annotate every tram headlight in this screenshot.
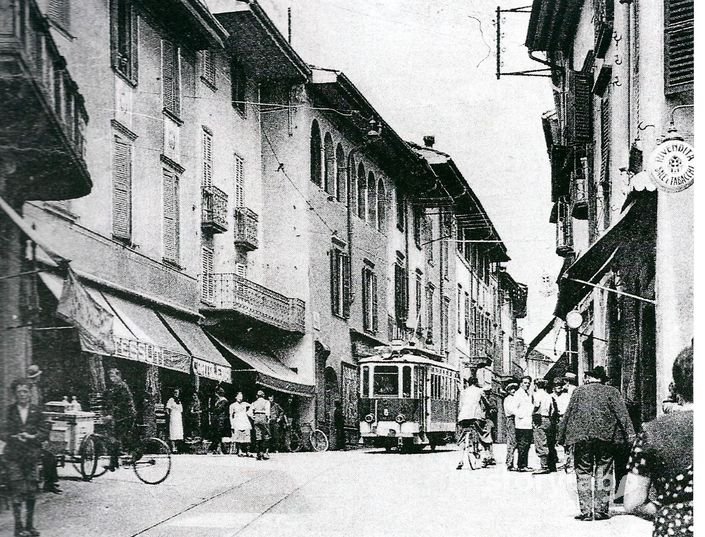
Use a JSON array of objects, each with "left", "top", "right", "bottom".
[
  {"left": 395, "top": 414, "right": 406, "bottom": 424},
  {"left": 364, "top": 413, "right": 375, "bottom": 423}
]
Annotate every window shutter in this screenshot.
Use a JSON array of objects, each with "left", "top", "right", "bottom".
[
  {"left": 162, "top": 40, "right": 180, "bottom": 116},
  {"left": 331, "top": 249, "right": 340, "bottom": 315},
  {"left": 235, "top": 263, "right": 247, "bottom": 278},
  {"left": 568, "top": 70, "right": 592, "bottom": 144},
  {"left": 234, "top": 155, "right": 244, "bottom": 207},
  {"left": 464, "top": 294, "right": 470, "bottom": 338},
  {"left": 362, "top": 269, "right": 369, "bottom": 332},
  {"left": 202, "top": 130, "right": 212, "bottom": 187},
  {"left": 49, "top": 0, "right": 70, "bottom": 29},
  {"left": 163, "top": 170, "right": 180, "bottom": 263},
  {"left": 201, "top": 246, "right": 214, "bottom": 303},
  {"left": 665, "top": 0, "right": 694, "bottom": 94},
  {"left": 202, "top": 50, "right": 216, "bottom": 86},
  {"left": 600, "top": 96, "right": 611, "bottom": 228},
  {"left": 112, "top": 135, "right": 132, "bottom": 240},
  {"left": 342, "top": 253, "right": 351, "bottom": 319},
  {"left": 371, "top": 272, "right": 378, "bottom": 332}
]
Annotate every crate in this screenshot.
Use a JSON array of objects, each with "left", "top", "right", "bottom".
[{"left": 43, "top": 411, "right": 96, "bottom": 454}]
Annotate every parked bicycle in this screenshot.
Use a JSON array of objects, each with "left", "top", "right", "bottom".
[
  {"left": 456, "top": 420, "right": 486, "bottom": 470},
  {"left": 78, "top": 424, "right": 172, "bottom": 484},
  {"left": 288, "top": 422, "right": 329, "bottom": 452}
]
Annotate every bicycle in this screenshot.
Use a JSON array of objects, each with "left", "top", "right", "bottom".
[
  {"left": 288, "top": 422, "right": 329, "bottom": 452},
  {"left": 78, "top": 424, "right": 172, "bottom": 485},
  {"left": 456, "top": 419, "right": 486, "bottom": 470}
]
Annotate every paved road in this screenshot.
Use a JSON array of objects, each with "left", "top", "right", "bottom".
[{"left": 0, "top": 446, "right": 651, "bottom": 537}]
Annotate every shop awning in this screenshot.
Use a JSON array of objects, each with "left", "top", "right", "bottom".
[
  {"left": 159, "top": 313, "right": 231, "bottom": 384},
  {"left": 39, "top": 272, "right": 191, "bottom": 374},
  {"left": 554, "top": 191, "right": 656, "bottom": 319},
  {"left": 208, "top": 335, "right": 315, "bottom": 397}
]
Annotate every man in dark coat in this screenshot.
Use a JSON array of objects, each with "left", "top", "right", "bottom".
[
  {"left": 104, "top": 367, "right": 137, "bottom": 470},
  {"left": 333, "top": 400, "right": 345, "bottom": 451},
  {"left": 557, "top": 366, "right": 635, "bottom": 521},
  {"left": 26, "top": 364, "right": 61, "bottom": 494},
  {"left": 3, "top": 378, "right": 50, "bottom": 537}
]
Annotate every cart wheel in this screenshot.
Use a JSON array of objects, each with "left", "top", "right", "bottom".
[
  {"left": 310, "top": 429, "right": 329, "bottom": 452},
  {"left": 79, "top": 434, "right": 98, "bottom": 481},
  {"left": 289, "top": 431, "right": 302, "bottom": 452},
  {"left": 72, "top": 436, "right": 109, "bottom": 478},
  {"left": 132, "top": 437, "right": 171, "bottom": 485}
]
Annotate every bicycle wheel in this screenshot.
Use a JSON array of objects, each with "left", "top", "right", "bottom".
[
  {"left": 289, "top": 430, "right": 303, "bottom": 452},
  {"left": 133, "top": 437, "right": 172, "bottom": 485},
  {"left": 78, "top": 434, "right": 98, "bottom": 480},
  {"left": 310, "top": 429, "right": 329, "bottom": 452},
  {"left": 72, "top": 435, "right": 110, "bottom": 478}
]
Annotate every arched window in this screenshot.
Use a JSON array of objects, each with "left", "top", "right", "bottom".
[
  {"left": 323, "top": 132, "right": 335, "bottom": 195},
  {"left": 349, "top": 154, "right": 357, "bottom": 214},
  {"left": 336, "top": 143, "right": 346, "bottom": 203},
  {"left": 310, "top": 120, "right": 322, "bottom": 186},
  {"left": 357, "top": 162, "right": 367, "bottom": 219},
  {"left": 367, "top": 171, "right": 377, "bottom": 226},
  {"left": 377, "top": 179, "right": 386, "bottom": 231}
]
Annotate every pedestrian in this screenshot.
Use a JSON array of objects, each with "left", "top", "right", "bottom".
[
  {"left": 557, "top": 365, "right": 635, "bottom": 521},
  {"left": 3, "top": 377, "right": 50, "bottom": 537},
  {"left": 513, "top": 375, "right": 535, "bottom": 472},
  {"left": 209, "top": 387, "right": 230, "bottom": 454},
  {"left": 551, "top": 379, "right": 569, "bottom": 468},
  {"left": 187, "top": 392, "right": 202, "bottom": 439},
  {"left": 531, "top": 379, "right": 558, "bottom": 474},
  {"left": 229, "top": 392, "right": 252, "bottom": 457},
  {"left": 562, "top": 372, "right": 577, "bottom": 398},
  {"left": 104, "top": 367, "right": 137, "bottom": 471},
  {"left": 624, "top": 343, "right": 693, "bottom": 536},
  {"left": 480, "top": 383, "right": 497, "bottom": 465},
  {"left": 165, "top": 388, "right": 184, "bottom": 454},
  {"left": 25, "top": 365, "right": 61, "bottom": 495},
  {"left": 248, "top": 390, "right": 271, "bottom": 460},
  {"left": 268, "top": 394, "right": 285, "bottom": 452},
  {"left": 333, "top": 400, "right": 346, "bottom": 450},
  {"left": 503, "top": 382, "right": 519, "bottom": 471},
  {"left": 455, "top": 377, "right": 487, "bottom": 470}
]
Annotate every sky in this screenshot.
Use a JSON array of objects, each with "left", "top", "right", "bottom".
[{"left": 216, "top": 0, "right": 563, "bottom": 349}]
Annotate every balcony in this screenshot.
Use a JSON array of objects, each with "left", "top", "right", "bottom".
[
  {"left": 201, "top": 185, "right": 228, "bottom": 234},
  {"left": 0, "top": 0, "right": 91, "bottom": 201},
  {"left": 469, "top": 338, "right": 493, "bottom": 367},
  {"left": 204, "top": 273, "right": 305, "bottom": 334},
  {"left": 234, "top": 206, "right": 258, "bottom": 251}
]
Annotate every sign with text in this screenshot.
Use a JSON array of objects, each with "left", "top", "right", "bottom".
[
  {"left": 112, "top": 336, "right": 190, "bottom": 373},
  {"left": 648, "top": 139, "right": 695, "bottom": 192},
  {"left": 192, "top": 357, "right": 231, "bottom": 383}
]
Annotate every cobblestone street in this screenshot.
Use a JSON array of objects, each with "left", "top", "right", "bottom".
[{"left": 0, "top": 446, "right": 652, "bottom": 537}]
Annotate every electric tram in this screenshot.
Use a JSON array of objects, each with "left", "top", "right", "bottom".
[{"left": 358, "top": 341, "right": 460, "bottom": 452}]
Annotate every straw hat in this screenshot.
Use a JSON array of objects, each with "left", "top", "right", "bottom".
[{"left": 26, "top": 364, "right": 43, "bottom": 380}]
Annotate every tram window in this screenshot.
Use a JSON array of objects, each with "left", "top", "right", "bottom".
[
  {"left": 373, "top": 365, "right": 399, "bottom": 396},
  {"left": 402, "top": 366, "right": 412, "bottom": 398},
  {"left": 362, "top": 366, "right": 370, "bottom": 397}
]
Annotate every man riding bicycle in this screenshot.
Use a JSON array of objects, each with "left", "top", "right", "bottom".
[
  {"left": 103, "top": 368, "right": 137, "bottom": 471},
  {"left": 456, "top": 377, "right": 490, "bottom": 470}
]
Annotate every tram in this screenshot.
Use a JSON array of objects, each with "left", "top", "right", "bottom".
[{"left": 358, "top": 341, "right": 460, "bottom": 452}]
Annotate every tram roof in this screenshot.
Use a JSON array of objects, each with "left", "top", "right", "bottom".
[{"left": 358, "top": 351, "right": 459, "bottom": 371}]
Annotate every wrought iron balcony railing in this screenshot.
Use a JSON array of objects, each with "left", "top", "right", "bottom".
[
  {"left": 201, "top": 185, "right": 228, "bottom": 233},
  {"left": 206, "top": 273, "right": 305, "bottom": 333},
  {"left": 234, "top": 206, "right": 258, "bottom": 251},
  {"left": 0, "top": 0, "right": 91, "bottom": 200},
  {"left": 469, "top": 337, "right": 494, "bottom": 367}
]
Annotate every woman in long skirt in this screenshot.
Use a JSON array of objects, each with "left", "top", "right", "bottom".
[
  {"left": 229, "top": 392, "right": 252, "bottom": 457},
  {"left": 166, "top": 388, "right": 184, "bottom": 453}
]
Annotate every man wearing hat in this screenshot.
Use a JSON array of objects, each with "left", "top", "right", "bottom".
[
  {"left": 557, "top": 365, "right": 635, "bottom": 521},
  {"left": 563, "top": 372, "right": 578, "bottom": 398},
  {"left": 248, "top": 390, "right": 271, "bottom": 460},
  {"left": 503, "top": 382, "right": 519, "bottom": 470},
  {"left": 26, "top": 365, "right": 61, "bottom": 494}
]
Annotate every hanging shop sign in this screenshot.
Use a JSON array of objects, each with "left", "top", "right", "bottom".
[
  {"left": 192, "top": 357, "right": 231, "bottom": 384},
  {"left": 647, "top": 139, "right": 695, "bottom": 192},
  {"left": 566, "top": 310, "right": 584, "bottom": 329}
]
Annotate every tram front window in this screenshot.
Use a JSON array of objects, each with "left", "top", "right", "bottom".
[{"left": 373, "top": 366, "right": 399, "bottom": 396}]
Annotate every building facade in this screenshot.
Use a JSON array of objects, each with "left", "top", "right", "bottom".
[{"left": 526, "top": 0, "right": 693, "bottom": 423}]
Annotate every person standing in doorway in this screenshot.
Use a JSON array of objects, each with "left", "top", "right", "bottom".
[
  {"left": 503, "top": 382, "right": 519, "bottom": 471},
  {"left": 187, "top": 392, "right": 202, "bottom": 439},
  {"left": 333, "top": 400, "right": 346, "bottom": 451},
  {"left": 267, "top": 394, "right": 285, "bottom": 452},
  {"left": 209, "top": 387, "right": 230, "bottom": 454},
  {"left": 249, "top": 390, "right": 271, "bottom": 460},
  {"left": 165, "top": 388, "right": 184, "bottom": 454},
  {"left": 513, "top": 375, "right": 535, "bottom": 472},
  {"left": 557, "top": 366, "right": 634, "bottom": 521},
  {"left": 3, "top": 378, "right": 50, "bottom": 537}
]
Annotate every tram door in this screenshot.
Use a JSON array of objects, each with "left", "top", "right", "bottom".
[{"left": 416, "top": 366, "right": 427, "bottom": 431}]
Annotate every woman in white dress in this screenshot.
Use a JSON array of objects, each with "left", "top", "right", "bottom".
[
  {"left": 229, "top": 392, "right": 252, "bottom": 457},
  {"left": 166, "top": 388, "right": 184, "bottom": 453}
]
